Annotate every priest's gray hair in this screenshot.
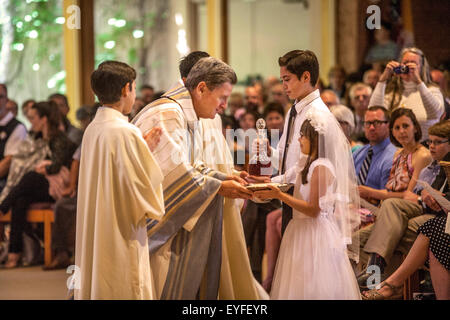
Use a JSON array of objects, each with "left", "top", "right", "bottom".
[{"left": 185, "top": 57, "right": 237, "bottom": 91}]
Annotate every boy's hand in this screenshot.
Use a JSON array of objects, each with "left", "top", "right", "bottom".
[
  {"left": 218, "top": 180, "right": 253, "bottom": 199},
  {"left": 144, "top": 127, "right": 163, "bottom": 152}
]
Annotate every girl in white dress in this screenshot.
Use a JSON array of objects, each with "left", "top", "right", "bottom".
[{"left": 255, "top": 108, "right": 361, "bottom": 300}]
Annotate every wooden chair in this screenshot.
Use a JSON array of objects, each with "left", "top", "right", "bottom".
[{"left": 0, "top": 203, "right": 54, "bottom": 267}]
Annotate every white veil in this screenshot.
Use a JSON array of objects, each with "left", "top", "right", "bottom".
[{"left": 303, "top": 107, "right": 360, "bottom": 262}]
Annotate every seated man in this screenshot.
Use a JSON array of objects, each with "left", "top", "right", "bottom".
[
  {"left": 0, "top": 84, "right": 27, "bottom": 192},
  {"left": 353, "top": 106, "right": 397, "bottom": 192},
  {"left": 349, "top": 83, "right": 372, "bottom": 144},
  {"left": 355, "top": 120, "right": 450, "bottom": 288}
]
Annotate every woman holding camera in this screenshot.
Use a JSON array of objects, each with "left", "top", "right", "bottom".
[{"left": 369, "top": 47, "right": 444, "bottom": 141}]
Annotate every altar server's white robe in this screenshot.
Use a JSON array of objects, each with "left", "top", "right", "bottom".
[{"left": 74, "top": 107, "right": 164, "bottom": 300}]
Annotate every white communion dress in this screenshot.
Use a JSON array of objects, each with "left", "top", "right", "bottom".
[{"left": 270, "top": 158, "right": 361, "bottom": 300}]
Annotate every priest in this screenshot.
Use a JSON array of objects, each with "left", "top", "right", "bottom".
[{"left": 132, "top": 57, "right": 253, "bottom": 299}]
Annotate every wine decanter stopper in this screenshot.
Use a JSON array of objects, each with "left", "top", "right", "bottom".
[{"left": 256, "top": 118, "right": 266, "bottom": 130}]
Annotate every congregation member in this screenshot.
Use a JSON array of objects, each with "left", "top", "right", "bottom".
[
  {"left": 330, "top": 104, "right": 362, "bottom": 152},
  {"left": 320, "top": 89, "right": 340, "bottom": 109},
  {"left": 363, "top": 69, "right": 381, "bottom": 90},
  {"left": 0, "top": 84, "right": 27, "bottom": 192},
  {"left": 349, "top": 82, "right": 373, "bottom": 143},
  {"left": 326, "top": 65, "right": 347, "bottom": 103},
  {"left": 48, "top": 93, "right": 83, "bottom": 146},
  {"left": 355, "top": 120, "right": 450, "bottom": 289},
  {"left": 369, "top": 47, "right": 444, "bottom": 141},
  {"left": 353, "top": 106, "right": 397, "bottom": 197},
  {"left": 358, "top": 108, "right": 432, "bottom": 203},
  {"left": 0, "top": 101, "right": 76, "bottom": 268}
]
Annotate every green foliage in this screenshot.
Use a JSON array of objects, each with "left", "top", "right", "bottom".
[{"left": 1, "top": 0, "right": 64, "bottom": 93}]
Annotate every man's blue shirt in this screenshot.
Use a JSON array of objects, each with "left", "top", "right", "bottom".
[{"left": 353, "top": 137, "right": 397, "bottom": 190}]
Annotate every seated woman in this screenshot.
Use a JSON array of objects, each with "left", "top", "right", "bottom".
[
  {"left": 0, "top": 101, "right": 77, "bottom": 268},
  {"left": 363, "top": 210, "right": 449, "bottom": 300},
  {"left": 369, "top": 47, "right": 444, "bottom": 141},
  {"left": 358, "top": 108, "right": 432, "bottom": 203}
]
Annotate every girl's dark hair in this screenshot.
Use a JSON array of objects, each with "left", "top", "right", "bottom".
[
  {"left": 31, "top": 100, "right": 62, "bottom": 139},
  {"left": 389, "top": 108, "right": 422, "bottom": 147},
  {"left": 300, "top": 119, "right": 319, "bottom": 184}
]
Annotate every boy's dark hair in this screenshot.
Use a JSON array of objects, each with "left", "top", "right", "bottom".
[
  {"left": 263, "top": 102, "right": 285, "bottom": 120},
  {"left": 278, "top": 50, "right": 319, "bottom": 87},
  {"left": 91, "top": 61, "right": 136, "bottom": 105},
  {"left": 428, "top": 120, "right": 450, "bottom": 140},
  {"left": 389, "top": 108, "right": 422, "bottom": 147},
  {"left": 179, "top": 51, "right": 210, "bottom": 79}
]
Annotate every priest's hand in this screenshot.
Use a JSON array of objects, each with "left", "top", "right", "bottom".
[
  {"left": 218, "top": 180, "right": 253, "bottom": 199},
  {"left": 225, "top": 174, "right": 248, "bottom": 186},
  {"left": 239, "top": 170, "right": 250, "bottom": 180},
  {"left": 144, "top": 127, "right": 163, "bottom": 152}
]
